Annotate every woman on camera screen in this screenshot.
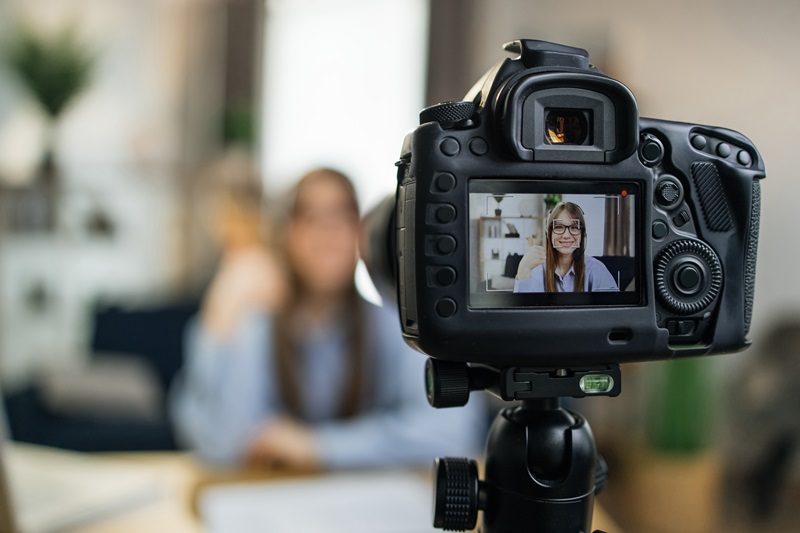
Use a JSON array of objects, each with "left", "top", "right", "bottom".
[{"left": 514, "top": 201, "right": 618, "bottom": 293}]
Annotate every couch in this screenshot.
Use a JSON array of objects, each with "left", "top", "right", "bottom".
[{"left": 3, "top": 300, "right": 198, "bottom": 452}]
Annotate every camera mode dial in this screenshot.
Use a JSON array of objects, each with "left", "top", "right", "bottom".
[
  {"left": 420, "top": 102, "right": 476, "bottom": 128},
  {"left": 655, "top": 240, "right": 722, "bottom": 315}
]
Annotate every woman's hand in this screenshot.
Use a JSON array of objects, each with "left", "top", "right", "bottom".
[
  {"left": 516, "top": 237, "right": 546, "bottom": 280},
  {"left": 201, "top": 247, "right": 289, "bottom": 337},
  {"left": 245, "top": 417, "right": 320, "bottom": 471}
]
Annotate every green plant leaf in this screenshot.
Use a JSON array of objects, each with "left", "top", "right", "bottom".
[{"left": 6, "top": 24, "right": 94, "bottom": 118}]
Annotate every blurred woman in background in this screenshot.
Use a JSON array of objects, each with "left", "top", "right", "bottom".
[{"left": 170, "top": 168, "right": 485, "bottom": 470}]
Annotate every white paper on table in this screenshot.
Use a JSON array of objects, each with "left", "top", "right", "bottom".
[{"left": 200, "top": 471, "right": 440, "bottom": 533}]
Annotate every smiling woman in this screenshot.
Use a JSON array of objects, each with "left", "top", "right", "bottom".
[{"left": 514, "top": 201, "right": 618, "bottom": 293}]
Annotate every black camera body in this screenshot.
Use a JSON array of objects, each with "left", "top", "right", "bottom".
[{"left": 393, "top": 40, "right": 765, "bottom": 368}]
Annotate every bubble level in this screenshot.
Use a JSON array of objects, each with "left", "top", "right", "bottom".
[{"left": 579, "top": 374, "right": 615, "bottom": 394}]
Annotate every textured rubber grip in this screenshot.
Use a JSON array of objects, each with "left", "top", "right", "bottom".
[
  {"left": 744, "top": 180, "right": 761, "bottom": 334},
  {"left": 690, "top": 162, "right": 734, "bottom": 232}
]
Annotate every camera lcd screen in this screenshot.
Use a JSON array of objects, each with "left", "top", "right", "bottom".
[{"left": 469, "top": 180, "right": 641, "bottom": 308}]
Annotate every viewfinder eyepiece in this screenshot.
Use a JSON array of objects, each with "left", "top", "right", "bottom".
[{"left": 545, "top": 109, "right": 590, "bottom": 145}]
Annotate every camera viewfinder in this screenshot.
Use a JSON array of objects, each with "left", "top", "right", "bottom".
[{"left": 545, "top": 109, "right": 591, "bottom": 145}]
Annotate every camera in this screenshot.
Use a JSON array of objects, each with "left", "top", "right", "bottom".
[
  {"left": 362, "top": 39, "right": 766, "bottom": 532},
  {"left": 367, "top": 39, "right": 765, "bottom": 370}
]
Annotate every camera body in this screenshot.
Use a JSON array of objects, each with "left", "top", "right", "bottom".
[{"left": 393, "top": 40, "right": 764, "bottom": 368}]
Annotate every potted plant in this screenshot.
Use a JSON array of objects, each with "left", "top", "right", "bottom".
[
  {"left": 627, "top": 358, "right": 721, "bottom": 533},
  {"left": 543, "top": 193, "right": 561, "bottom": 212},
  {"left": 5, "top": 23, "right": 94, "bottom": 229}
]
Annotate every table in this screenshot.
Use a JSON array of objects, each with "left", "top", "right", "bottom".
[
  {"left": 74, "top": 453, "right": 205, "bottom": 533},
  {"left": 74, "top": 453, "right": 622, "bottom": 532}
]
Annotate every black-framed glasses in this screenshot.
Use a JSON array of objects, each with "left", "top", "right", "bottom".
[{"left": 552, "top": 220, "right": 581, "bottom": 235}]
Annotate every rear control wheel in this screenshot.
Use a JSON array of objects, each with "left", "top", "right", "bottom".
[{"left": 655, "top": 240, "right": 722, "bottom": 315}]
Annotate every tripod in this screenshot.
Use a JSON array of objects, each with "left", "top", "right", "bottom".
[{"left": 426, "top": 360, "right": 620, "bottom": 533}]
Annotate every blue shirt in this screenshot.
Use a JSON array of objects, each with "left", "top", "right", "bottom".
[
  {"left": 169, "top": 302, "right": 486, "bottom": 468},
  {"left": 513, "top": 255, "right": 619, "bottom": 293}
]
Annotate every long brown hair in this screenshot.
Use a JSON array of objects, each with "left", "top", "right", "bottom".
[
  {"left": 273, "top": 168, "right": 366, "bottom": 420},
  {"left": 544, "top": 202, "right": 587, "bottom": 292}
]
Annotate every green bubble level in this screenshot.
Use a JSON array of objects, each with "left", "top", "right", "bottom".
[{"left": 579, "top": 374, "right": 614, "bottom": 394}]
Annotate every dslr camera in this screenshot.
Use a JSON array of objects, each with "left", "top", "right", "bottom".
[
  {"left": 370, "top": 39, "right": 764, "bottom": 373},
  {"left": 363, "top": 39, "right": 765, "bottom": 532}
]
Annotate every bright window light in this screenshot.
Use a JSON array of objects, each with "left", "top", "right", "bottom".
[{"left": 259, "top": 0, "right": 430, "bottom": 211}]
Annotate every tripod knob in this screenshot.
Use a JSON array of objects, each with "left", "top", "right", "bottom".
[
  {"left": 426, "top": 359, "right": 471, "bottom": 408},
  {"left": 433, "top": 457, "right": 480, "bottom": 531}
]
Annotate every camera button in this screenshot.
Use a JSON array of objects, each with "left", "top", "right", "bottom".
[
  {"left": 716, "top": 142, "right": 731, "bottom": 158},
  {"left": 652, "top": 220, "right": 669, "bottom": 239},
  {"left": 675, "top": 264, "right": 703, "bottom": 295},
  {"left": 435, "top": 236, "right": 457, "bottom": 255},
  {"left": 434, "top": 267, "right": 457, "bottom": 287},
  {"left": 656, "top": 178, "right": 682, "bottom": 208},
  {"left": 666, "top": 319, "right": 696, "bottom": 336},
  {"left": 691, "top": 135, "right": 708, "bottom": 150},
  {"left": 440, "top": 137, "right": 460, "bottom": 156},
  {"left": 672, "top": 210, "right": 691, "bottom": 227},
  {"left": 433, "top": 172, "right": 456, "bottom": 192},
  {"left": 469, "top": 137, "right": 488, "bottom": 156},
  {"left": 425, "top": 235, "right": 457, "bottom": 256},
  {"left": 640, "top": 138, "right": 663, "bottom": 165},
  {"left": 737, "top": 150, "right": 752, "bottom": 166},
  {"left": 435, "top": 298, "right": 457, "bottom": 318},
  {"left": 435, "top": 204, "right": 457, "bottom": 223}
]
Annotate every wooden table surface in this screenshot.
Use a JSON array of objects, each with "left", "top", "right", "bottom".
[{"left": 73, "top": 452, "right": 622, "bottom": 532}]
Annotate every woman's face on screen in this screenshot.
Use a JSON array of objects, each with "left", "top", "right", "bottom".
[{"left": 551, "top": 215, "right": 582, "bottom": 256}]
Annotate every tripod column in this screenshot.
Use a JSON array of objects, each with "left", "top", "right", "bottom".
[{"left": 481, "top": 399, "right": 597, "bottom": 533}]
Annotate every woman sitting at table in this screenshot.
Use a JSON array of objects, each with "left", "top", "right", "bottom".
[{"left": 170, "top": 168, "right": 485, "bottom": 470}]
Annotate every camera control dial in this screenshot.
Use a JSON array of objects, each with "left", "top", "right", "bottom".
[
  {"left": 420, "top": 101, "right": 476, "bottom": 127},
  {"left": 655, "top": 240, "right": 722, "bottom": 315}
]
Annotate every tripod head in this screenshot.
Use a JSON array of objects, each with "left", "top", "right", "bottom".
[{"left": 427, "top": 361, "right": 620, "bottom": 532}]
